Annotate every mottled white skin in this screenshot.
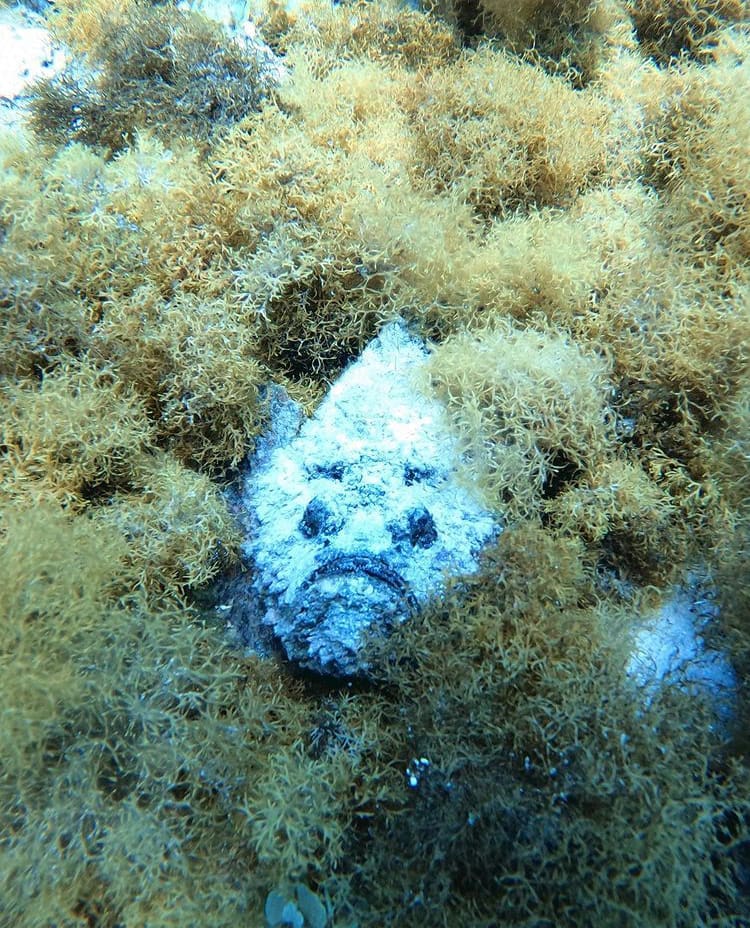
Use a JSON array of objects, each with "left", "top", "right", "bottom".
[{"left": 242, "top": 321, "right": 500, "bottom": 676}]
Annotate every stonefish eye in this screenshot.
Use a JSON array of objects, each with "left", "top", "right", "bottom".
[{"left": 299, "top": 498, "right": 337, "bottom": 538}]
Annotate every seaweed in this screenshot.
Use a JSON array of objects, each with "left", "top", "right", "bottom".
[
  {"left": 425, "top": 321, "right": 616, "bottom": 520},
  {"left": 354, "top": 528, "right": 750, "bottom": 926},
  {"left": 0, "top": 0, "right": 749, "bottom": 923},
  {"left": 401, "top": 45, "right": 612, "bottom": 219},
  {"left": 625, "top": 0, "right": 749, "bottom": 64},
  {"left": 30, "top": 0, "right": 273, "bottom": 153}
]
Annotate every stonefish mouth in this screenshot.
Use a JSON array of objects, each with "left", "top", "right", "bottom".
[
  {"left": 306, "top": 553, "right": 417, "bottom": 607},
  {"left": 285, "top": 553, "right": 418, "bottom": 676}
]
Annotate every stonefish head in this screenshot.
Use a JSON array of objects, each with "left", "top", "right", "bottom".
[{"left": 240, "top": 321, "right": 500, "bottom": 677}]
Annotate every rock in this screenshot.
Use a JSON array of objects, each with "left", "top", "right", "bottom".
[
  {"left": 0, "top": 4, "right": 65, "bottom": 131},
  {"left": 265, "top": 883, "right": 328, "bottom": 928},
  {"left": 626, "top": 575, "right": 737, "bottom": 727},
  {"left": 235, "top": 320, "right": 501, "bottom": 678}
]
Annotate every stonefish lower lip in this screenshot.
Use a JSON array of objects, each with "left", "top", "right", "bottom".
[
  {"left": 285, "top": 554, "right": 419, "bottom": 677},
  {"left": 306, "top": 553, "right": 416, "bottom": 605}
]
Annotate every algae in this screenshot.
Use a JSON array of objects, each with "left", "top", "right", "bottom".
[
  {"left": 30, "top": 0, "right": 273, "bottom": 152},
  {"left": 1, "top": 0, "right": 749, "bottom": 924}
]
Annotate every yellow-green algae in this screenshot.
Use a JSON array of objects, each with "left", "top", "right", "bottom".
[{"left": 1, "top": 0, "right": 749, "bottom": 924}]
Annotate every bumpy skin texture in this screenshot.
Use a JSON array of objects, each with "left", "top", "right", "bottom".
[{"left": 238, "top": 322, "right": 500, "bottom": 677}]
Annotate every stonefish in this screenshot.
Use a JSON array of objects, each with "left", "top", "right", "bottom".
[{"left": 231, "top": 320, "right": 500, "bottom": 678}]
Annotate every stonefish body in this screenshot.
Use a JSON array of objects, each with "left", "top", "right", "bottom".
[{"left": 236, "top": 321, "right": 500, "bottom": 677}]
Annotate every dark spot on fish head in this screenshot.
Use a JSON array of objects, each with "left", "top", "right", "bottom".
[
  {"left": 407, "top": 505, "right": 437, "bottom": 548},
  {"left": 403, "top": 463, "right": 434, "bottom": 485},
  {"left": 388, "top": 506, "right": 438, "bottom": 549},
  {"left": 310, "top": 462, "right": 345, "bottom": 481},
  {"left": 299, "top": 497, "right": 341, "bottom": 538}
]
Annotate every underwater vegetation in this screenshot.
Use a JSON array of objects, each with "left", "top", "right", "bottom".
[
  {"left": 1, "top": 0, "right": 749, "bottom": 924},
  {"left": 29, "top": 0, "right": 275, "bottom": 152}
]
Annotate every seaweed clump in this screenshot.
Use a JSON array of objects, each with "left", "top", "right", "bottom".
[
  {"left": 352, "top": 525, "right": 750, "bottom": 926},
  {"left": 425, "top": 322, "right": 615, "bottom": 520},
  {"left": 401, "top": 45, "right": 611, "bottom": 219},
  {"left": 0, "top": 0, "right": 749, "bottom": 924},
  {"left": 624, "top": 0, "right": 749, "bottom": 64},
  {"left": 30, "top": 0, "right": 274, "bottom": 152},
  {"left": 0, "top": 501, "right": 357, "bottom": 927}
]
